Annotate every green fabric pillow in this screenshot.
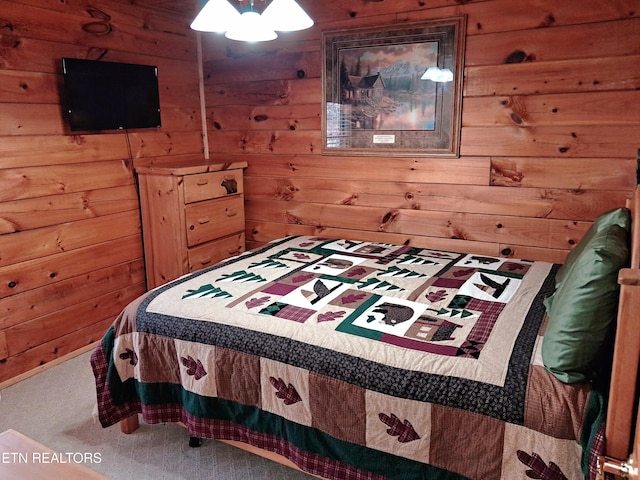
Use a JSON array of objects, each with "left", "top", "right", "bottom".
[
  {"left": 542, "top": 224, "right": 630, "bottom": 384},
  {"left": 554, "top": 207, "right": 631, "bottom": 288}
]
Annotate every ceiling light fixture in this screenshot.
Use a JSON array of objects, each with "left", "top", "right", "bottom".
[
  {"left": 225, "top": 11, "right": 277, "bottom": 42},
  {"left": 261, "top": 0, "right": 314, "bottom": 32},
  {"left": 190, "top": 0, "right": 314, "bottom": 41},
  {"left": 190, "top": 0, "right": 241, "bottom": 33}
]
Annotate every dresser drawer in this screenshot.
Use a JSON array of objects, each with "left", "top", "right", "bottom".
[
  {"left": 188, "top": 232, "right": 245, "bottom": 272},
  {"left": 183, "top": 170, "right": 244, "bottom": 204},
  {"left": 185, "top": 195, "right": 244, "bottom": 247}
]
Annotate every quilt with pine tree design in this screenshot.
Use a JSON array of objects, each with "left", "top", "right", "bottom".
[{"left": 92, "top": 236, "right": 605, "bottom": 480}]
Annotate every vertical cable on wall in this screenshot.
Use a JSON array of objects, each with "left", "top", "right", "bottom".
[{"left": 196, "top": 31, "right": 210, "bottom": 161}]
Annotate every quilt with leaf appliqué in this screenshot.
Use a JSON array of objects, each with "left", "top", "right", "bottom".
[{"left": 92, "top": 236, "right": 605, "bottom": 480}]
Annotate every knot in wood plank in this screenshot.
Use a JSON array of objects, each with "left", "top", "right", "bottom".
[
  {"left": 82, "top": 22, "right": 112, "bottom": 35},
  {"left": 0, "top": 19, "right": 15, "bottom": 32},
  {"left": 86, "top": 7, "right": 111, "bottom": 21},
  {"left": 490, "top": 162, "right": 524, "bottom": 186},
  {"left": 379, "top": 210, "right": 399, "bottom": 231},
  {"left": 276, "top": 180, "right": 297, "bottom": 201},
  {"left": 284, "top": 211, "right": 303, "bottom": 225},
  {"left": 341, "top": 194, "right": 358, "bottom": 205}
]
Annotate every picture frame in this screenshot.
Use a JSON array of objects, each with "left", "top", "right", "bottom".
[{"left": 322, "top": 17, "right": 466, "bottom": 157}]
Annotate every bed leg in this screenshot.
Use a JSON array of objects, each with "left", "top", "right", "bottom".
[{"left": 119, "top": 415, "right": 140, "bottom": 434}]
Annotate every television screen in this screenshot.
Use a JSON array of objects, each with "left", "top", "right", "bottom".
[{"left": 62, "top": 58, "right": 161, "bottom": 131}]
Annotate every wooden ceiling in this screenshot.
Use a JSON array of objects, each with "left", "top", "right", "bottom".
[
  {"left": 133, "top": 0, "right": 202, "bottom": 19},
  {"left": 134, "top": 0, "right": 276, "bottom": 19}
]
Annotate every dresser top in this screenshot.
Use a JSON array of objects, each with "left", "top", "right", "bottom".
[{"left": 135, "top": 159, "right": 247, "bottom": 176}]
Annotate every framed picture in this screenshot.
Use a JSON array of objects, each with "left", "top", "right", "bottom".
[{"left": 322, "top": 17, "right": 466, "bottom": 157}]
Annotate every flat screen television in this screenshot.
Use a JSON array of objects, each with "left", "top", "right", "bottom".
[{"left": 62, "top": 58, "right": 161, "bottom": 132}]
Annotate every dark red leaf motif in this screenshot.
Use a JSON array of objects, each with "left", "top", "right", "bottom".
[
  {"left": 299, "top": 242, "right": 314, "bottom": 247},
  {"left": 504, "top": 262, "right": 525, "bottom": 272},
  {"left": 317, "top": 311, "right": 346, "bottom": 322},
  {"left": 378, "top": 413, "right": 421, "bottom": 443},
  {"left": 426, "top": 289, "right": 448, "bottom": 302},
  {"left": 119, "top": 348, "right": 138, "bottom": 366},
  {"left": 453, "top": 268, "right": 476, "bottom": 277},
  {"left": 269, "top": 377, "right": 302, "bottom": 405},
  {"left": 347, "top": 267, "right": 367, "bottom": 277},
  {"left": 293, "top": 253, "right": 311, "bottom": 260},
  {"left": 292, "top": 273, "right": 315, "bottom": 283},
  {"left": 516, "top": 451, "right": 568, "bottom": 480},
  {"left": 181, "top": 356, "right": 207, "bottom": 380},
  {"left": 245, "top": 296, "right": 270, "bottom": 309},
  {"left": 341, "top": 293, "right": 367, "bottom": 304}
]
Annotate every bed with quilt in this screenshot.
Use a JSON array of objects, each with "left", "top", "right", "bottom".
[{"left": 91, "top": 196, "right": 640, "bottom": 480}]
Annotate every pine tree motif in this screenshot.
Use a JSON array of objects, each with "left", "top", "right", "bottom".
[
  {"left": 432, "top": 307, "right": 474, "bottom": 318},
  {"left": 249, "top": 259, "right": 288, "bottom": 269},
  {"left": 218, "top": 270, "right": 266, "bottom": 283},
  {"left": 358, "top": 278, "right": 404, "bottom": 292},
  {"left": 182, "top": 284, "right": 233, "bottom": 299},
  {"left": 379, "top": 266, "right": 427, "bottom": 278},
  {"left": 399, "top": 255, "right": 438, "bottom": 266}
]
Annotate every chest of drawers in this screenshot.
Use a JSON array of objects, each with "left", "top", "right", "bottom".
[{"left": 136, "top": 161, "right": 247, "bottom": 289}]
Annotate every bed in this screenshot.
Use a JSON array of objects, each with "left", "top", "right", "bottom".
[{"left": 91, "top": 185, "right": 640, "bottom": 480}]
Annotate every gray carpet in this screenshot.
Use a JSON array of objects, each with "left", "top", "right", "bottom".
[{"left": 0, "top": 350, "right": 315, "bottom": 479}]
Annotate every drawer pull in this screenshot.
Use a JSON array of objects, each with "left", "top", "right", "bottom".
[
  {"left": 200, "top": 257, "right": 212, "bottom": 265},
  {"left": 196, "top": 178, "right": 209, "bottom": 186},
  {"left": 198, "top": 217, "right": 210, "bottom": 224},
  {"left": 228, "top": 247, "right": 241, "bottom": 255},
  {"left": 225, "top": 208, "right": 238, "bottom": 217}
]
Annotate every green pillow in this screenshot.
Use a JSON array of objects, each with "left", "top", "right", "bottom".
[
  {"left": 554, "top": 207, "right": 631, "bottom": 288},
  {"left": 542, "top": 224, "right": 629, "bottom": 384}
]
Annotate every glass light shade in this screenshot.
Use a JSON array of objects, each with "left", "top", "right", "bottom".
[
  {"left": 261, "top": 0, "right": 314, "bottom": 32},
  {"left": 190, "top": 0, "right": 241, "bottom": 32},
  {"left": 225, "top": 11, "right": 278, "bottom": 42},
  {"left": 420, "top": 66, "right": 453, "bottom": 83}
]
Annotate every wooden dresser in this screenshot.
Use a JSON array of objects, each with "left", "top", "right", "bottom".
[{"left": 136, "top": 160, "right": 247, "bottom": 290}]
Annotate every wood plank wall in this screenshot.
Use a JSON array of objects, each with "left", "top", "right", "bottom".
[
  {"left": 0, "top": 0, "right": 639, "bottom": 383},
  {"left": 0, "top": 0, "right": 203, "bottom": 383},
  {"left": 200, "top": 0, "right": 640, "bottom": 262}
]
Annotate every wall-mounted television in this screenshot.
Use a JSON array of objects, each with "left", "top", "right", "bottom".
[{"left": 62, "top": 58, "right": 161, "bottom": 132}]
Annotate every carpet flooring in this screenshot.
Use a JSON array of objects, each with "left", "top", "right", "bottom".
[{"left": 0, "top": 350, "right": 315, "bottom": 479}]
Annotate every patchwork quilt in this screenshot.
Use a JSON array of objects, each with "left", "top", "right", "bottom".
[{"left": 92, "top": 236, "right": 605, "bottom": 480}]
